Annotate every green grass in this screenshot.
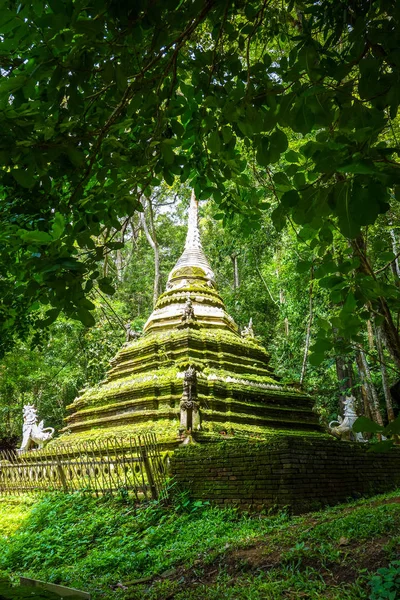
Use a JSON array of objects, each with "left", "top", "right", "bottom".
[
  {"left": 0, "top": 488, "right": 399, "bottom": 599},
  {"left": 0, "top": 496, "right": 37, "bottom": 537}
]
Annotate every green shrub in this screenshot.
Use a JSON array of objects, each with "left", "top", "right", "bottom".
[{"left": 369, "top": 561, "right": 400, "bottom": 600}]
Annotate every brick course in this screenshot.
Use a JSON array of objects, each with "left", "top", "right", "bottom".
[{"left": 170, "top": 436, "right": 400, "bottom": 512}]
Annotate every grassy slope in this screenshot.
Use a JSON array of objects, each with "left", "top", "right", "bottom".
[{"left": 0, "top": 490, "right": 399, "bottom": 600}]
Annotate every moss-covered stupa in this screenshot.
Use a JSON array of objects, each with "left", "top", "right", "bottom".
[{"left": 60, "top": 193, "right": 322, "bottom": 446}]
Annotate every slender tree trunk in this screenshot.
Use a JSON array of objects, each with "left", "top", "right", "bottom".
[
  {"left": 389, "top": 223, "right": 400, "bottom": 281},
  {"left": 367, "top": 320, "right": 374, "bottom": 350},
  {"left": 357, "top": 347, "right": 384, "bottom": 426},
  {"left": 140, "top": 197, "right": 160, "bottom": 307},
  {"left": 376, "top": 325, "right": 396, "bottom": 422},
  {"left": 115, "top": 219, "right": 129, "bottom": 282},
  {"left": 351, "top": 236, "right": 400, "bottom": 370},
  {"left": 356, "top": 353, "right": 372, "bottom": 419},
  {"left": 389, "top": 225, "right": 400, "bottom": 336},
  {"left": 256, "top": 263, "right": 278, "bottom": 305},
  {"left": 102, "top": 227, "right": 111, "bottom": 277},
  {"left": 335, "top": 356, "right": 354, "bottom": 406},
  {"left": 359, "top": 379, "right": 373, "bottom": 420},
  {"left": 231, "top": 254, "right": 239, "bottom": 290},
  {"left": 300, "top": 265, "right": 313, "bottom": 386},
  {"left": 115, "top": 251, "right": 123, "bottom": 281},
  {"left": 278, "top": 287, "right": 289, "bottom": 337}
]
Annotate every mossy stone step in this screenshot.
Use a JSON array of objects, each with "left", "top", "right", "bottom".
[
  {"left": 0, "top": 580, "right": 88, "bottom": 600},
  {"left": 0, "top": 582, "right": 63, "bottom": 599}
]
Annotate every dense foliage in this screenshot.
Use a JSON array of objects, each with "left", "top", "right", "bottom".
[
  {"left": 1, "top": 1, "right": 400, "bottom": 434},
  {"left": 1, "top": 0, "right": 399, "bottom": 346},
  {"left": 0, "top": 490, "right": 400, "bottom": 599},
  {"left": 1, "top": 191, "right": 400, "bottom": 439}
]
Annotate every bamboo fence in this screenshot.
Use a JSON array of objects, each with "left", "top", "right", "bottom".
[{"left": 0, "top": 434, "right": 167, "bottom": 500}]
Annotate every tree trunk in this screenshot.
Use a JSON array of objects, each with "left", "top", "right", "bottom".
[
  {"left": 279, "top": 287, "right": 289, "bottom": 337},
  {"left": 299, "top": 265, "right": 313, "bottom": 386},
  {"left": 231, "top": 254, "right": 240, "bottom": 290},
  {"left": 115, "top": 219, "right": 129, "bottom": 282},
  {"left": 376, "top": 325, "right": 396, "bottom": 422},
  {"left": 389, "top": 223, "right": 400, "bottom": 281},
  {"left": 103, "top": 254, "right": 108, "bottom": 278},
  {"left": 359, "top": 379, "right": 373, "bottom": 420},
  {"left": 335, "top": 356, "right": 354, "bottom": 405},
  {"left": 256, "top": 264, "right": 278, "bottom": 305},
  {"left": 357, "top": 347, "right": 384, "bottom": 426},
  {"left": 351, "top": 236, "right": 400, "bottom": 370},
  {"left": 102, "top": 227, "right": 111, "bottom": 278},
  {"left": 140, "top": 197, "right": 160, "bottom": 307},
  {"left": 366, "top": 320, "right": 374, "bottom": 350}
]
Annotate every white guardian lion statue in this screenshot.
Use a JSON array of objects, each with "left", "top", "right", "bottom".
[
  {"left": 18, "top": 404, "right": 55, "bottom": 454},
  {"left": 329, "top": 396, "right": 366, "bottom": 442}
]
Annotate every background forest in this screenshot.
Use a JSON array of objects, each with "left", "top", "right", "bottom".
[
  {"left": 1, "top": 181, "right": 399, "bottom": 443},
  {"left": 1, "top": 0, "right": 400, "bottom": 444}
]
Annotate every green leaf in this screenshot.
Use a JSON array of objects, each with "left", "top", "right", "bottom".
[
  {"left": 285, "top": 150, "right": 300, "bottom": 163},
  {"left": 208, "top": 130, "right": 221, "bottom": 154},
  {"left": 79, "top": 298, "right": 96, "bottom": 310},
  {"left": 293, "top": 172, "right": 306, "bottom": 189},
  {"left": 383, "top": 415, "right": 400, "bottom": 436},
  {"left": 309, "top": 352, "right": 325, "bottom": 366},
  {"left": 311, "top": 338, "right": 333, "bottom": 353},
  {"left": 273, "top": 172, "right": 291, "bottom": 191},
  {"left": 337, "top": 161, "right": 377, "bottom": 175},
  {"left": 221, "top": 126, "right": 233, "bottom": 144},
  {"left": 161, "top": 142, "right": 175, "bottom": 165},
  {"left": 270, "top": 128, "right": 288, "bottom": 154},
  {"left": 271, "top": 205, "right": 287, "bottom": 232},
  {"left": 342, "top": 292, "right": 357, "bottom": 313},
  {"left": 256, "top": 138, "right": 270, "bottom": 167},
  {"left": 51, "top": 213, "right": 65, "bottom": 240},
  {"left": 67, "top": 147, "right": 85, "bottom": 167},
  {"left": 353, "top": 416, "right": 383, "bottom": 434},
  {"left": 19, "top": 230, "right": 53, "bottom": 244},
  {"left": 296, "top": 260, "right": 312, "bottom": 274},
  {"left": 164, "top": 168, "right": 175, "bottom": 186},
  {"left": 380, "top": 251, "right": 395, "bottom": 262},
  {"left": 281, "top": 190, "right": 300, "bottom": 208},
  {"left": 368, "top": 440, "right": 395, "bottom": 453},
  {"left": 12, "top": 169, "right": 35, "bottom": 188},
  {"left": 170, "top": 119, "right": 184, "bottom": 137},
  {"left": 319, "top": 275, "right": 345, "bottom": 290},
  {"left": 98, "top": 278, "right": 115, "bottom": 295},
  {"left": 76, "top": 307, "right": 96, "bottom": 327},
  {"left": 40, "top": 308, "right": 61, "bottom": 327},
  {"left": 263, "top": 53, "right": 272, "bottom": 68}
]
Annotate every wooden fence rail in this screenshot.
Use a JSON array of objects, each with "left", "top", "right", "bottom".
[{"left": 0, "top": 434, "right": 167, "bottom": 500}]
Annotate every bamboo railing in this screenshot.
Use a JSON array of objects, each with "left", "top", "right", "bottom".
[{"left": 0, "top": 434, "right": 167, "bottom": 500}]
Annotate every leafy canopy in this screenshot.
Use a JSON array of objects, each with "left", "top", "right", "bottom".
[{"left": 0, "top": 0, "right": 399, "bottom": 353}]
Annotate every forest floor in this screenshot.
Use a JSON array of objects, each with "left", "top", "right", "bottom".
[{"left": 0, "top": 489, "right": 399, "bottom": 600}]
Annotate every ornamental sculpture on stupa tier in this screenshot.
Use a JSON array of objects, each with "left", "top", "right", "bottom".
[{"left": 59, "top": 191, "right": 322, "bottom": 447}]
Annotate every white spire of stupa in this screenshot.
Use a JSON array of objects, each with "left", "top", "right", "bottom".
[
  {"left": 184, "top": 189, "right": 202, "bottom": 250},
  {"left": 167, "top": 190, "right": 214, "bottom": 280}
]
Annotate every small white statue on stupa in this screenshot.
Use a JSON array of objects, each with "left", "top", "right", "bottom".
[
  {"left": 329, "top": 396, "right": 366, "bottom": 442},
  {"left": 181, "top": 297, "right": 196, "bottom": 323},
  {"left": 18, "top": 404, "right": 55, "bottom": 454},
  {"left": 124, "top": 321, "right": 141, "bottom": 343},
  {"left": 241, "top": 318, "right": 255, "bottom": 339}
]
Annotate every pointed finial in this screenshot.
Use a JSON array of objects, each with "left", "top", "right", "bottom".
[
  {"left": 185, "top": 190, "right": 202, "bottom": 250},
  {"left": 160, "top": 188, "right": 215, "bottom": 296}
]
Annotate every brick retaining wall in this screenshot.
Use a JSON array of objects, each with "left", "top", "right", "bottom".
[{"left": 170, "top": 436, "right": 400, "bottom": 512}]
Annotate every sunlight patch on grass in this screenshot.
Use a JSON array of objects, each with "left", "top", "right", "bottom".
[{"left": 0, "top": 495, "right": 37, "bottom": 538}]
